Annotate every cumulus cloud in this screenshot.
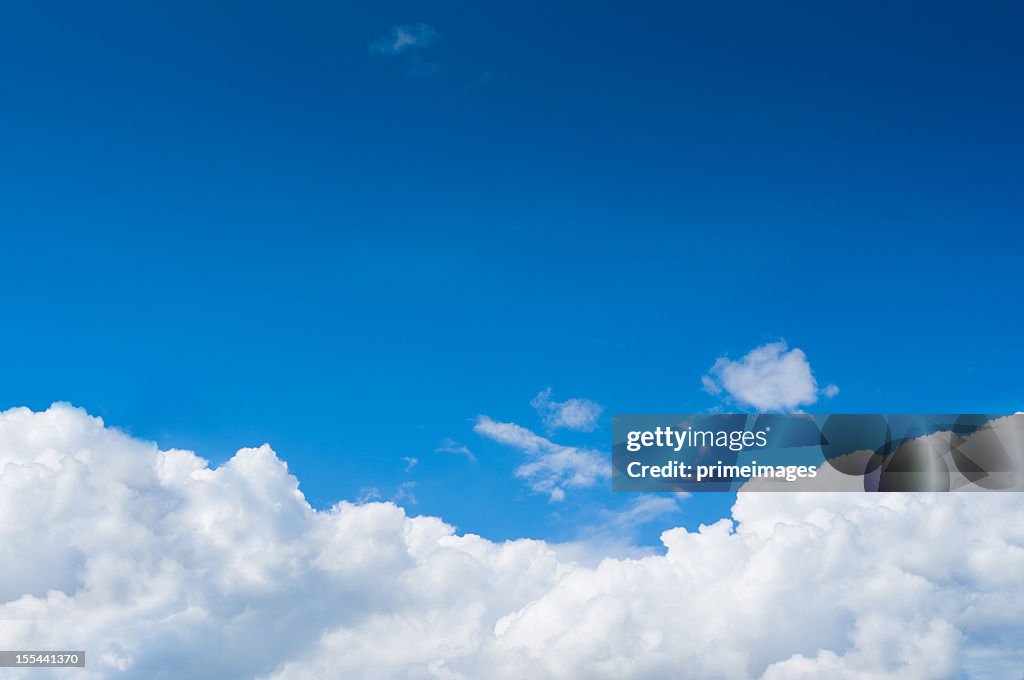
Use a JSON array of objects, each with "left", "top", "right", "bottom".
[
  {"left": 473, "top": 416, "right": 609, "bottom": 501},
  {"left": 369, "top": 23, "right": 438, "bottom": 55},
  {"left": 1, "top": 404, "right": 1022, "bottom": 679},
  {"left": 702, "top": 340, "right": 838, "bottom": 411},
  {"left": 531, "top": 388, "right": 604, "bottom": 432}
]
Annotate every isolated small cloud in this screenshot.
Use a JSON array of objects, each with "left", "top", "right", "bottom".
[
  {"left": 392, "top": 481, "right": 417, "bottom": 505},
  {"left": 401, "top": 456, "right": 418, "bottom": 472},
  {"left": 437, "top": 438, "right": 475, "bottom": 462},
  {"left": 531, "top": 388, "right": 603, "bottom": 432},
  {"left": 473, "top": 415, "right": 609, "bottom": 501},
  {"left": 356, "top": 487, "right": 382, "bottom": 503},
  {"left": 369, "top": 23, "right": 437, "bottom": 55},
  {"left": 702, "top": 340, "right": 837, "bottom": 412}
]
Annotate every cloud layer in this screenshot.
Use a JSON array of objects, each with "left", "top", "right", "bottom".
[
  {"left": 703, "top": 341, "right": 838, "bottom": 411},
  {"left": 1, "top": 404, "right": 1022, "bottom": 679}
]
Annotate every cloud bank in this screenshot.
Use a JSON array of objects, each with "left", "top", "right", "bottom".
[
  {"left": 1, "top": 404, "right": 1022, "bottom": 679},
  {"left": 703, "top": 341, "right": 839, "bottom": 412}
]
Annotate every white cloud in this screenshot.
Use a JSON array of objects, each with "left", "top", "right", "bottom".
[
  {"left": 402, "top": 456, "right": 418, "bottom": 472},
  {"left": 606, "top": 494, "right": 688, "bottom": 530},
  {"left": 473, "top": 416, "right": 609, "bottom": 501},
  {"left": 702, "top": 340, "right": 838, "bottom": 411},
  {"left": 437, "top": 438, "right": 475, "bottom": 462},
  {"left": 531, "top": 388, "right": 604, "bottom": 432},
  {"left": 356, "top": 486, "right": 382, "bottom": 502},
  {"left": 369, "top": 23, "right": 438, "bottom": 55},
  {"left": 1, "top": 404, "right": 1022, "bottom": 679},
  {"left": 392, "top": 481, "right": 418, "bottom": 505}
]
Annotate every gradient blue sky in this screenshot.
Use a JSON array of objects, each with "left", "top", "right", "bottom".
[{"left": 2, "top": 1, "right": 1021, "bottom": 544}]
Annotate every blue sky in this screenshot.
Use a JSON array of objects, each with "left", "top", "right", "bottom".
[{"left": 2, "top": 1, "right": 1022, "bottom": 545}]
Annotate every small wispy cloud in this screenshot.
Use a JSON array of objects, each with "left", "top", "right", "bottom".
[
  {"left": 369, "top": 23, "right": 438, "bottom": 55},
  {"left": 702, "top": 340, "right": 838, "bottom": 412},
  {"left": 401, "top": 456, "right": 418, "bottom": 472},
  {"left": 392, "top": 481, "right": 417, "bottom": 505},
  {"left": 356, "top": 487, "right": 382, "bottom": 503},
  {"left": 436, "top": 438, "right": 475, "bottom": 462},
  {"left": 549, "top": 494, "right": 690, "bottom": 565},
  {"left": 531, "top": 388, "right": 603, "bottom": 432},
  {"left": 605, "top": 494, "right": 688, "bottom": 531},
  {"left": 473, "top": 416, "right": 609, "bottom": 502}
]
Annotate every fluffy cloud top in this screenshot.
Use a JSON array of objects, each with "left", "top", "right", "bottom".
[
  {"left": 531, "top": 388, "right": 604, "bottom": 432},
  {"left": 703, "top": 341, "right": 839, "bottom": 411},
  {"left": 473, "top": 415, "right": 609, "bottom": 501},
  {"left": 1, "top": 404, "right": 1022, "bottom": 679}
]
